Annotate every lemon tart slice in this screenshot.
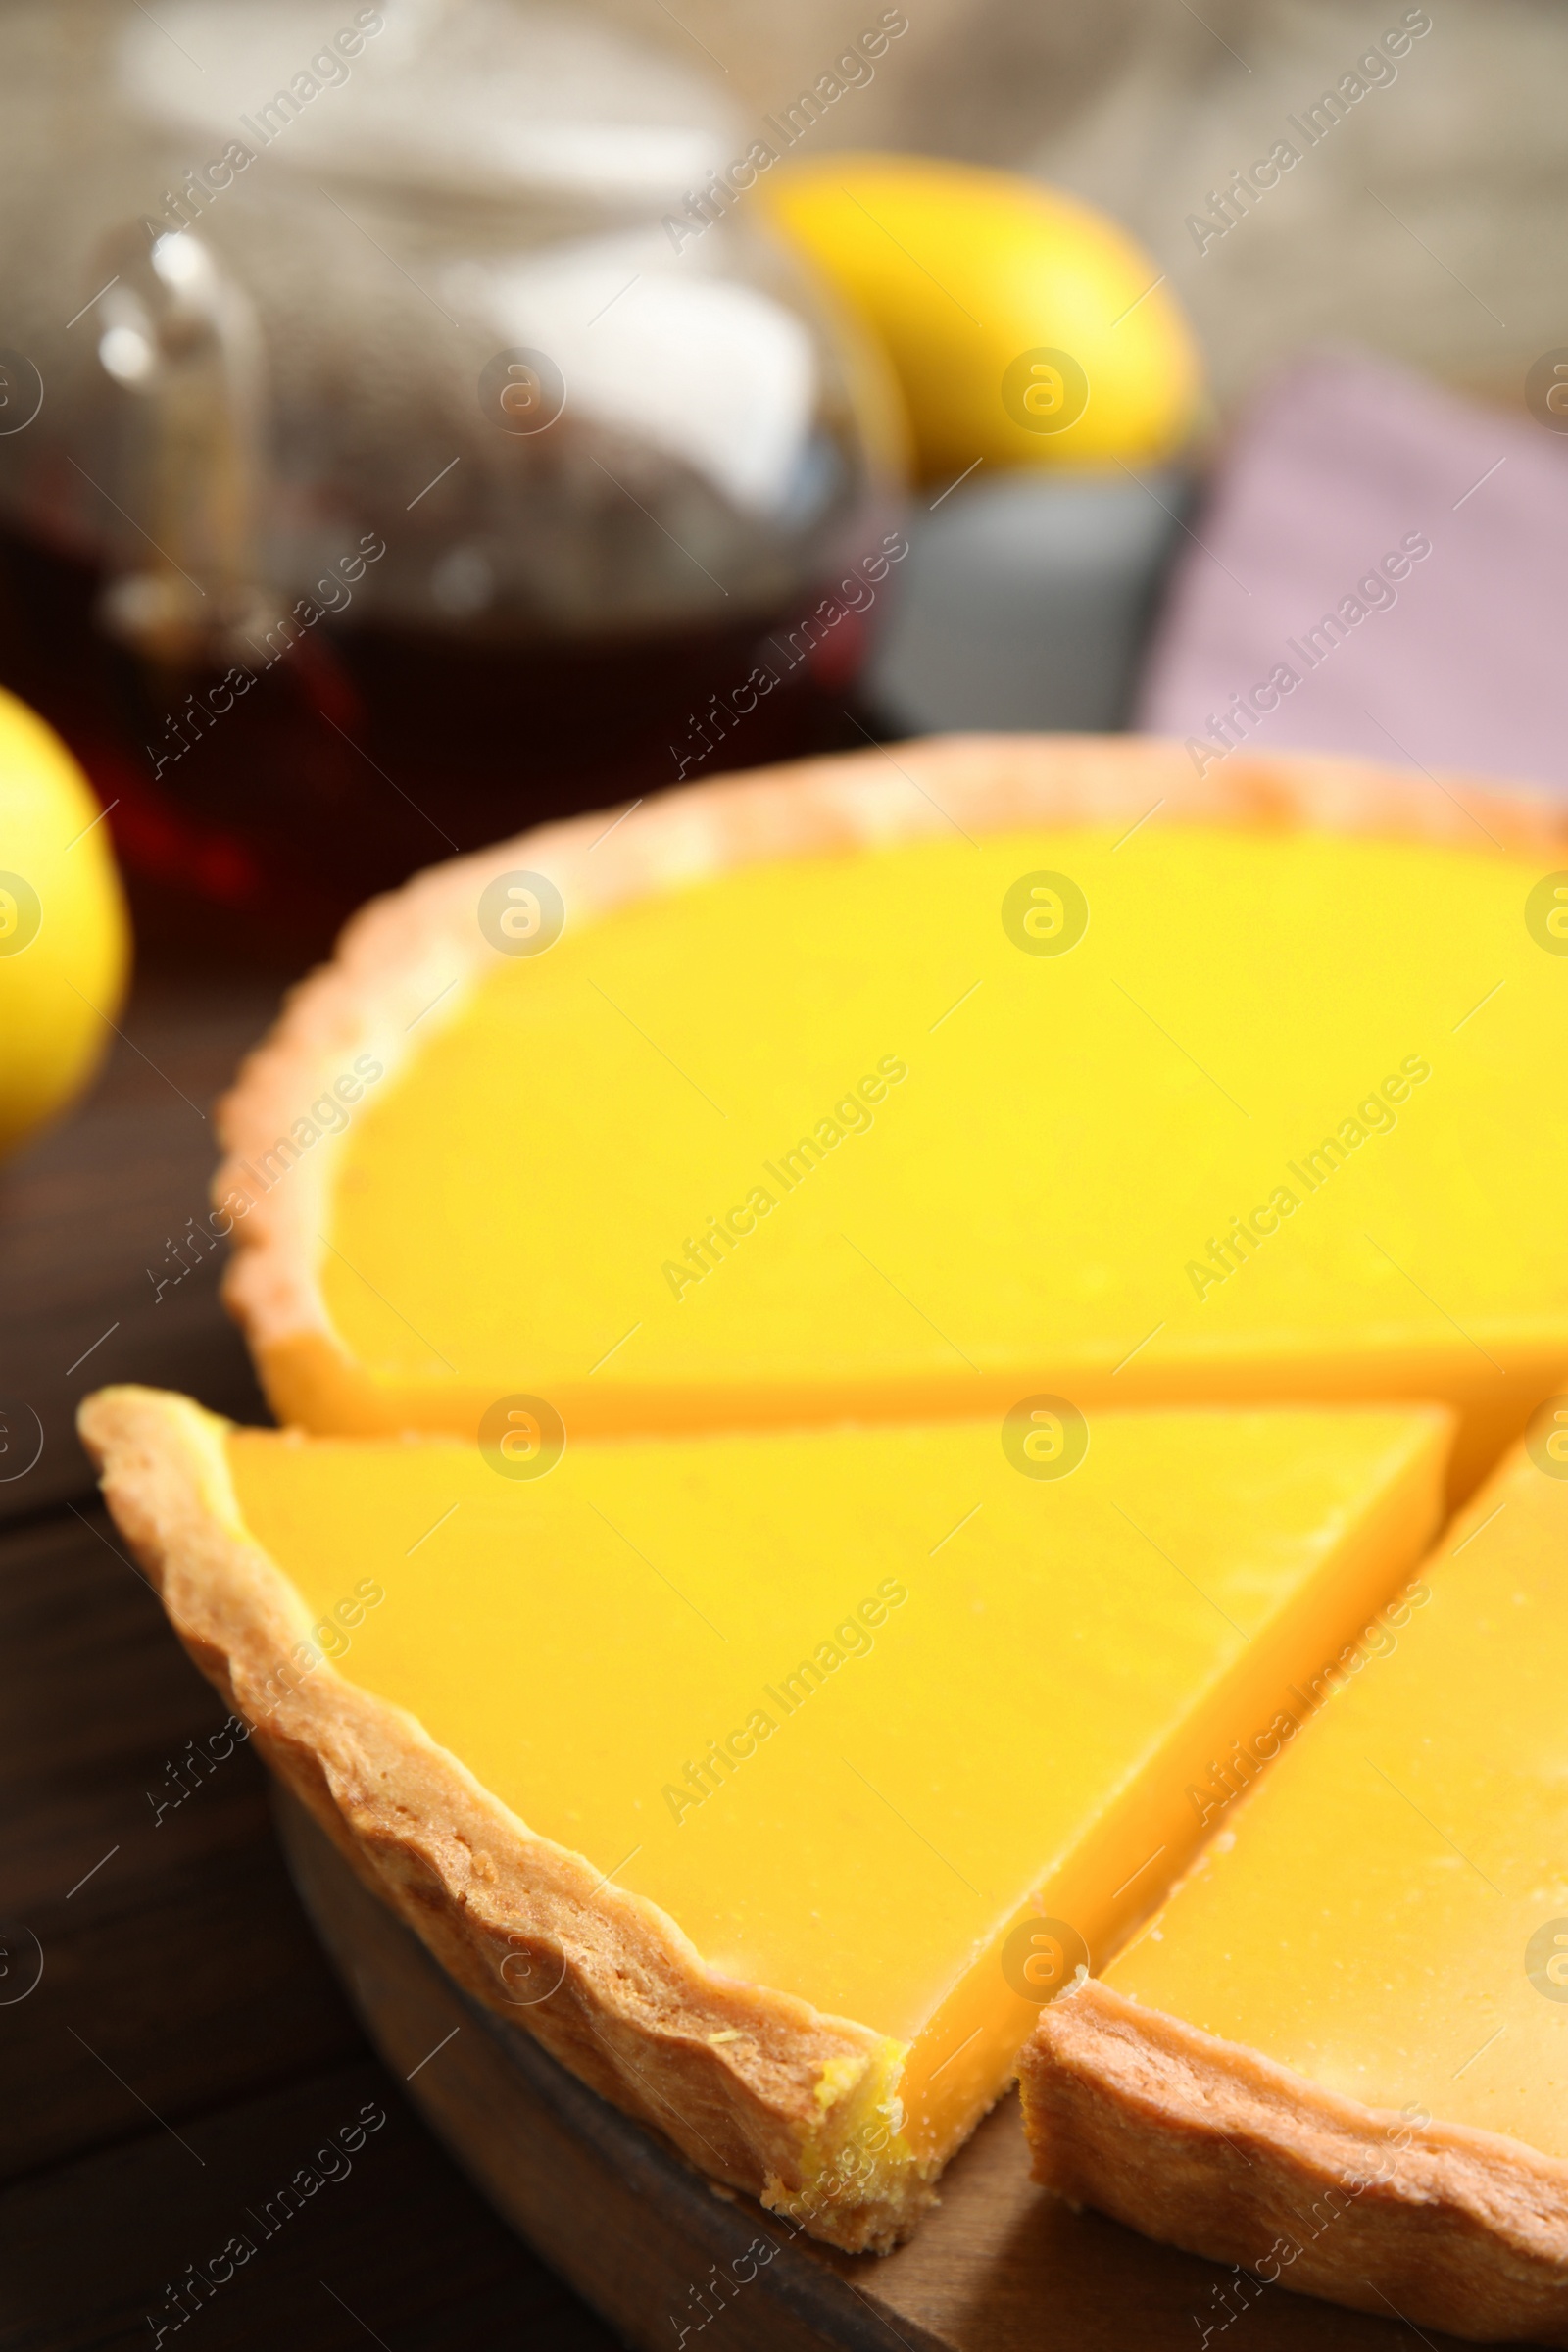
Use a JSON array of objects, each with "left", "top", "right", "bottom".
[
  {"left": 1021, "top": 1421, "right": 1568, "bottom": 2342},
  {"left": 81, "top": 1384, "right": 1448, "bottom": 2250},
  {"left": 216, "top": 735, "right": 1568, "bottom": 1499}
]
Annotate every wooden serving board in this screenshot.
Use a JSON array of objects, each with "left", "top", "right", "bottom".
[{"left": 274, "top": 1788, "right": 1470, "bottom": 2352}]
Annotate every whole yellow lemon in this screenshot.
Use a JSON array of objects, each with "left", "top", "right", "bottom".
[
  {"left": 0, "top": 686, "right": 130, "bottom": 1158},
  {"left": 758, "top": 155, "right": 1203, "bottom": 482}
]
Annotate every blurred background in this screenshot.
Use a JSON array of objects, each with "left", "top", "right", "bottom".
[
  {"left": 4, "top": 9, "right": 1567, "bottom": 2344},
  {"left": 0, "top": 0, "right": 1563, "bottom": 971}
]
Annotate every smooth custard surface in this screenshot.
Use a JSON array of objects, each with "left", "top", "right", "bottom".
[
  {"left": 312, "top": 824, "right": 1568, "bottom": 1454},
  {"left": 227, "top": 1405, "right": 1447, "bottom": 2147},
  {"left": 1105, "top": 1438, "right": 1568, "bottom": 2159}
]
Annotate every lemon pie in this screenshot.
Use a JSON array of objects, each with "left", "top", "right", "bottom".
[
  {"left": 86, "top": 735, "right": 1568, "bottom": 2276},
  {"left": 216, "top": 735, "right": 1568, "bottom": 1500},
  {"left": 1021, "top": 1424, "right": 1568, "bottom": 2342},
  {"left": 81, "top": 1385, "right": 1447, "bottom": 2250}
]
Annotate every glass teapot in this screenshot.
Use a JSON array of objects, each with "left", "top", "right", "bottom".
[{"left": 0, "top": 0, "right": 904, "bottom": 955}]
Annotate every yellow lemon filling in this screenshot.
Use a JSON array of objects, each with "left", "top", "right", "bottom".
[
  {"left": 1100, "top": 1430, "right": 1568, "bottom": 2159},
  {"left": 225, "top": 1402, "right": 1449, "bottom": 2172},
  {"left": 262, "top": 824, "right": 1568, "bottom": 1502}
]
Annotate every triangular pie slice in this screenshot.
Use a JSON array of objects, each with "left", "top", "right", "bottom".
[
  {"left": 216, "top": 735, "right": 1568, "bottom": 1498},
  {"left": 82, "top": 1384, "right": 1449, "bottom": 2249},
  {"left": 1021, "top": 1422, "right": 1568, "bottom": 2343}
]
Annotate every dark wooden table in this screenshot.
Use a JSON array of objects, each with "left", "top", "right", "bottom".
[{"left": 0, "top": 978, "right": 620, "bottom": 2351}]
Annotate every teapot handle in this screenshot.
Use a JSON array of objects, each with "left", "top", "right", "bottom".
[{"left": 91, "top": 225, "right": 280, "bottom": 668}]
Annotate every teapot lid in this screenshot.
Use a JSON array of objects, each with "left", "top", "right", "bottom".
[{"left": 116, "top": 0, "right": 740, "bottom": 207}]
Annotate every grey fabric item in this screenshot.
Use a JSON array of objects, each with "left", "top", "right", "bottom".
[
  {"left": 869, "top": 470, "right": 1184, "bottom": 734},
  {"left": 1136, "top": 349, "right": 1568, "bottom": 794}
]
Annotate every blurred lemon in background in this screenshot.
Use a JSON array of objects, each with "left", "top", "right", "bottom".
[
  {"left": 759, "top": 155, "right": 1203, "bottom": 482},
  {"left": 0, "top": 687, "right": 129, "bottom": 1158}
]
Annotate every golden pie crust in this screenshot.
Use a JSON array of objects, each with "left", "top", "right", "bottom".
[{"left": 1021, "top": 1976, "right": 1568, "bottom": 2345}]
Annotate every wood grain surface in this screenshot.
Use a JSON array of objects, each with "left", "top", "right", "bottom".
[
  {"left": 0, "top": 984, "right": 619, "bottom": 2350},
  {"left": 0, "top": 982, "right": 1501, "bottom": 2350},
  {"left": 276, "top": 1789, "right": 1486, "bottom": 2352}
]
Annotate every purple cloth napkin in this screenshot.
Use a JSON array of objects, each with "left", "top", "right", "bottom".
[{"left": 1136, "top": 350, "right": 1568, "bottom": 793}]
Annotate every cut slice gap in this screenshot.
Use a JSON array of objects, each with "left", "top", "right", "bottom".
[
  {"left": 83, "top": 1383, "right": 1448, "bottom": 2250},
  {"left": 1021, "top": 1424, "right": 1568, "bottom": 2344}
]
